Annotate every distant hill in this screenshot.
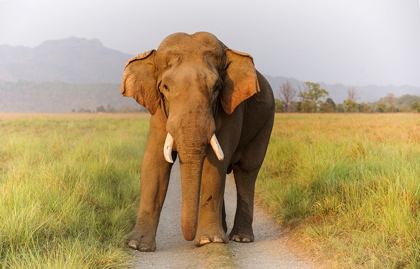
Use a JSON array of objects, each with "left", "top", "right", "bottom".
[
  {"left": 0, "top": 37, "right": 131, "bottom": 83},
  {"left": 265, "top": 75, "right": 420, "bottom": 104},
  {"left": 0, "top": 81, "right": 138, "bottom": 113},
  {"left": 0, "top": 37, "right": 419, "bottom": 112}
]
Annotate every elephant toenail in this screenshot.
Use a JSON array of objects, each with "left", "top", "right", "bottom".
[
  {"left": 200, "top": 237, "right": 211, "bottom": 245},
  {"left": 242, "top": 238, "right": 251, "bottom": 243},
  {"left": 128, "top": 240, "right": 139, "bottom": 249},
  {"left": 213, "top": 236, "right": 223, "bottom": 243}
]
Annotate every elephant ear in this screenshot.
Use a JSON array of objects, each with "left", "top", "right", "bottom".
[
  {"left": 220, "top": 49, "right": 260, "bottom": 115},
  {"left": 120, "top": 50, "right": 160, "bottom": 115}
]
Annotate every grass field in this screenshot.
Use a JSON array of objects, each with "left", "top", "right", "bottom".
[
  {"left": 0, "top": 113, "right": 419, "bottom": 268},
  {"left": 0, "top": 114, "right": 149, "bottom": 268},
  {"left": 256, "top": 114, "right": 420, "bottom": 268}
]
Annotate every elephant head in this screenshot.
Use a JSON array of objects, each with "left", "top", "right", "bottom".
[{"left": 121, "top": 32, "right": 260, "bottom": 241}]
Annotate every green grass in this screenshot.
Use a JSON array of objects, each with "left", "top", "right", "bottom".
[
  {"left": 0, "top": 114, "right": 149, "bottom": 268},
  {"left": 257, "top": 114, "right": 420, "bottom": 268},
  {"left": 1, "top": 113, "right": 419, "bottom": 268}
]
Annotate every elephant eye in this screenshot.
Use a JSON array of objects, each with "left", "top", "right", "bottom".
[{"left": 158, "top": 81, "right": 170, "bottom": 92}]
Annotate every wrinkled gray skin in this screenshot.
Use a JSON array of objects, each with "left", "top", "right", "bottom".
[{"left": 121, "top": 32, "right": 274, "bottom": 251}]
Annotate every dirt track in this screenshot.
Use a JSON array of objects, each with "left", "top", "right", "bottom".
[{"left": 130, "top": 161, "right": 313, "bottom": 268}]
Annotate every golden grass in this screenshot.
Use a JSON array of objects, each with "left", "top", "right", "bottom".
[
  {"left": 257, "top": 113, "right": 420, "bottom": 268},
  {"left": 0, "top": 113, "right": 149, "bottom": 268},
  {"left": 1, "top": 113, "right": 418, "bottom": 268}
]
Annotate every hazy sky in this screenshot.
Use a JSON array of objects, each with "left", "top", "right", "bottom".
[{"left": 1, "top": 0, "right": 420, "bottom": 87}]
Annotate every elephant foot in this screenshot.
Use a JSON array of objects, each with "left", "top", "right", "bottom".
[
  {"left": 194, "top": 230, "right": 228, "bottom": 246},
  {"left": 229, "top": 227, "right": 254, "bottom": 243},
  {"left": 127, "top": 227, "right": 156, "bottom": 252}
]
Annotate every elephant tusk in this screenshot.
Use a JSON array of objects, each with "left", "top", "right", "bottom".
[
  {"left": 210, "top": 134, "right": 224, "bottom": 161},
  {"left": 163, "top": 133, "right": 174, "bottom": 163}
]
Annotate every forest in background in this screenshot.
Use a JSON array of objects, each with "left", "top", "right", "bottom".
[{"left": 276, "top": 81, "right": 420, "bottom": 113}]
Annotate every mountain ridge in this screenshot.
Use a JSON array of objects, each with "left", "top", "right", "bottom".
[
  {"left": 0, "top": 37, "right": 131, "bottom": 83},
  {"left": 0, "top": 37, "right": 419, "bottom": 110}
]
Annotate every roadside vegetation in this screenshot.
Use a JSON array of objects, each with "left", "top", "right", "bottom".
[
  {"left": 257, "top": 114, "right": 420, "bottom": 268},
  {"left": 1, "top": 113, "right": 418, "bottom": 268},
  {"left": 0, "top": 114, "right": 149, "bottom": 268}
]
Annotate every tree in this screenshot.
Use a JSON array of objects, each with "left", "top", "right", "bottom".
[
  {"left": 347, "top": 87, "right": 358, "bottom": 101},
  {"left": 96, "top": 105, "right": 105, "bottom": 113},
  {"left": 343, "top": 87, "right": 359, "bottom": 112},
  {"left": 320, "top": 98, "right": 335, "bottom": 113},
  {"left": 387, "top": 104, "right": 397, "bottom": 113},
  {"left": 289, "top": 101, "right": 298, "bottom": 113},
  {"left": 359, "top": 102, "right": 372, "bottom": 113},
  {"left": 344, "top": 99, "right": 359, "bottom": 112},
  {"left": 300, "top": 99, "right": 315, "bottom": 113},
  {"left": 274, "top": 99, "right": 283, "bottom": 113},
  {"left": 385, "top": 93, "right": 396, "bottom": 107},
  {"left": 320, "top": 102, "right": 333, "bottom": 113},
  {"left": 336, "top": 104, "right": 344, "bottom": 113},
  {"left": 278, "top": 81, "right": 296, "bottom": 113},
  {"left": 397, "top": 95, "right": 420, "bottom": 109},
  {"left": 298, "top": 82, "right": 329, "bottom": 113},
  {"left": 106, "top": 103, "right": 116, "bottom": 113},
  {"left": 77, "top": 108, "right": 93, "bottom": 113},
  {"left": 411, "top": 102, "right": 420, "bottom": 112},
  {"left": 296, "top": 101, "right": 302, "bottom": 112},
  {"left": 385, "top": 93, "right": 397, "bottom": 112},
  {"left": 326, "top": 98, "right": 336, "bottom": 111},
  {"left": 400, "top": 104, "right": 410, "bottom": 112},
  {"left": 375, "top": 103, "right": 386, "bottom": 113}
]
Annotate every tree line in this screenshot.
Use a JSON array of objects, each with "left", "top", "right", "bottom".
[
  {"left": 72, "top": 103, "right": 147, "bottom": 113},
  {"left": 276, "top": 81, "right": 420, "bottom": 113}
]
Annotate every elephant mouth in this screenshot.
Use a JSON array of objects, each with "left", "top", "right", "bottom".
[{"left": 163, "top": 133, "right": 224, "bottom": 163}]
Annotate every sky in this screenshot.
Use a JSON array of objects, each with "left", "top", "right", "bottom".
[{"left": 1, "top": 0, "right": 420, "bottom": 87}]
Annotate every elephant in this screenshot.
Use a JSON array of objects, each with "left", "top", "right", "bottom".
[{"left": 121, "top": 32, "right": 274, "bottom": 252}]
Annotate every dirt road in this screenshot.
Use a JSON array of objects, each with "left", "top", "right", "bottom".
[{"left": 130, "top": 161, "right": 313, "bottom": 268}]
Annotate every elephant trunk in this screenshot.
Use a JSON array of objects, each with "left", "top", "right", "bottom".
[
  {"left": 163, "top": 131, "right": 224, "bottom": 241},
  {"left": 163, "top": 103, "right": 223, "bottom": 241},
  {"left": 178, "top": 155, "right": 204, "bottom": 241}
]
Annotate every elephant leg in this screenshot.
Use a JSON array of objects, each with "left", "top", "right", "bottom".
[
  {"left": 229, "top": 167, "right": 258, "bottom": 242},
  {"left": 127, "top": 113, "right": 174, "bottom": 252},
  {"left": 222, "top": 199, "right": 227, "bottom": 233},
  {"left": 230, "top": 118, "right": 273, "bottom": 243},
  {"left": 194, "top": 152, "right": 228, "bottom": 246}
]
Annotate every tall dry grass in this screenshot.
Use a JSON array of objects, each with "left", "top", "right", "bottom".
[
  {"left": 1, "top": 113, "right": 419, "bottom": 268},
  {"left": 0, "top": 114, "right": 149, "bottom": 268},
  {"left": 257, "top": 114, "right": 420, "bottom": 268}
]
